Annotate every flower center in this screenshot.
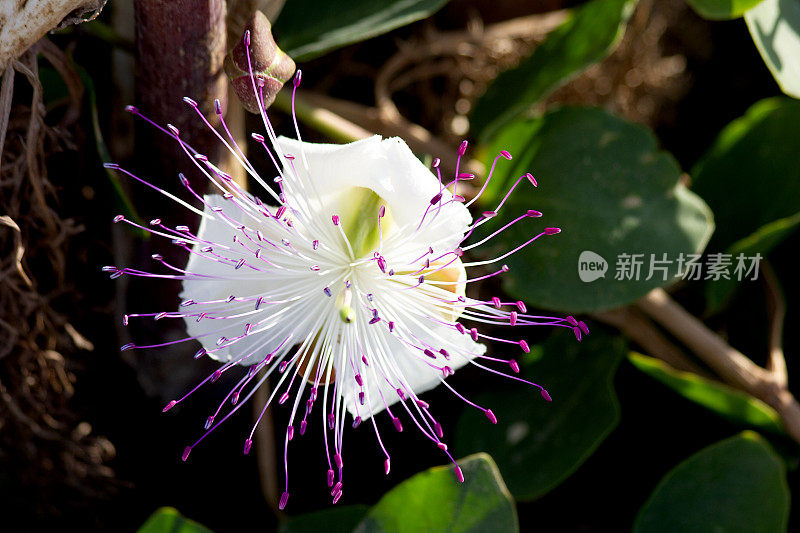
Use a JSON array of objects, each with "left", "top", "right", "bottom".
[{"left": 339, "top": 187, "right": 392, "bottom": 259}]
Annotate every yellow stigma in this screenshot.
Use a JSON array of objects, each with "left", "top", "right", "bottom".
[{"left": 336, "top": 286, "right": 356, "bottom": 324}]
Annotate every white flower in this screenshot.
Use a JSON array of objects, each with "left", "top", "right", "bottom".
[{"left": 105, "top": 40, "right": 587, "bottom": 510}]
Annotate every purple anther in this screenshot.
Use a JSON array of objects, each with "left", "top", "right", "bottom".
[
  {"left": 541, "top": 389, "right": 552, "bottom": 402},
  {"left": 213, "top": 98, "right": 223, "bottom": 115},
  {"left": 377, "top": 256, "right": 387, "bottom": 273},
  {"left": 110, "top": 270, "right": 123, "bottom": 279},
  {"left": 155, "top": 312, "right": 167, "bottom": 320},
  {"left": 279, "top": 492, "right": 289, "bottom": 511},
  {"left": 369, "top": 316, "right": 381, "bottom": 325},
  {"left": 578, "top": 321, "right": 590, "bottom": 335},
  {"left": 103, "top": 162, "right": 120, "bottom": 170},
  {"left": 124, "top": 105, "right": 138, "bottom": 114},
  {"left": 313, "top": 240, "right": 319, "bottom": 250},
  {"left": 388, "top": 321, "right": 395, "bottom": 332},
  {"left": 194, "top": 348, "right": 206, "bottom": 359},
  {"left": 442, "top": 366, "right": 453, "bottom": 377},
  {"left": 216, "top": 337, "right": 228, "bottom": 347},
  {"left": 470, "top": 328, "right": 479, "bottom": 342},
  {"left": 485, "top": 409, "right": 498, "bottom": 424},
  {"left": 183, "top": 96, "right": 198, "bottom": 107},
  {"left": 417, "top": 399, "right": 430, "bottom": 409},
  {"left": 440, "top": 348, "right": 450, "bottom": 359},
  {"left": 435, "top": 422, "right": 444, "bottom": 438},
  {"left": 244, "top": 29, "right": 251, "bottom": 47},
  {"left": 231, "top": 391, "right": 240, "bottom": 405},
  {"left": 454, "top": 466, "right": 465, "bottom": 483},
  {"left": 510, "top": 311, "right": 518, "bottom": 326},
  {"left": 492, "top": 296, "right": 501, "bottom": 308},
  {"left": 279, "top": 392, "right": 290, "bottom": 405},
  {"left": 527, "top": 210, "right": 542, "bottom": 217},
  {"left": 352, "top": 374, "right": 362, "bottom": 388},
  {"left": 432, "top": 158, "right": 440, "bottom": 168},
  {"left": 331, "top": 481, "right": 343, "bottom": 496},
  {"left": 519, "top": 340, "right": 530, "bottom": 353},
  {"left": 566, "top": 315, "right": 579, "bottom": 326},
  {"left": 162, "top": 400, "right": 177, "bottom": 412},
  {"left": 275, "top": 205, "right": 286, "bottom": 218},
  {"left": 310, "top": 265, "right": 320, "bottom": 271},
  {"left": 113, "top": 214, "right": 124, "bottom": 223},
  {"left": 516, "top": 300, "right": 527, "bottom": 313},
  {"left": 424, "top": 349, "right": 436, "bottom": 359},
  {"left": 226, "top": 294, "right": 236, "bottom": 303},
  {"left": 458, "top": 140, "right": 468, "bottom": 156},
  {"left": 323, "top": 287, "right": 332, "bottom": 297},
  {"left": 502, "top": 264, "right": 510, "bottom": 272},
  {"left": 288, "top": 425, "right": 295, "bottom": 441},
  {"left": 352, "top": 416, "right": 361, "bottom": 429},
  {"left": 482, "top": 211, "right": 498, "bottom": 219},
  {"left": 182, "top": 446, "right": 191, "bottom": 461},
  {"left": 300, "top": 420, "right": 308, "bottom": 435},
  {"left": 255, "top": 296, "right": 264, "bottom": 310},
  {"left": 397, "top": 388, "right": 406, "bottom": 401},
  {"left": 526, "top": 173, "right": 538, "bottom": 187},
  {"left": 121, "top": 343, "right": 135, "bottom": 351},
  {"left": 327, "top": 469, "right": 335, "bottom": 487},
  {"left": 251, "top": 132, "right": 265, "bottom": 142},
  {"left": 328, "top": 412, "right": 335, "bottom": 430},
  {"left": 176, "top": 225, "right": 190, "bottom": 233},
  {"left": 384, "top": 458, "right": 391, "bottom": 475},
  {"left": 454, "top": 247, "right": 464, "bottom": 257},
  {"left": 456, "top": 323, "right": 465, "bottom": 334},
  {"left": 573, "top": 328, "right": 582, "bottom": 341},
  {"left": 509, "top": 359, "right": 520, "bottom": 373},
  {"left": 294, "top": 69, "right": 303, "bottom": 88},
  {"left": 243, "top": 438, "right": 253, "bottom": 455},
  {"left": 179, "top": 173, "right": 190, "bottom": 187},
  {"left": 332, "top": 214, "right": 340, "bottom": 226},
  {"left": 545, "top": 227, "right": 561, "bottom": 235},
  {"left": 378, "top": 205, "right": 386, "bottom": 217},
  {"left": 279, "top": 361, "right": 289, "bottom": 373},
  {"left": 359, "top": 392, "right": 365, "bottom": 405},
  {"left": 362, "top": 355, "right": 369, "bottom": 366},
  {"left": 166, "top": 124, "right": 179, "bottom": 136},
  {"left": 392, "top": 417, "right": 403, "bottom": 432},
  {"left": 334, "top": 453, "right": 343, "bottom": 469},
  {"left": 418, "top": 275, "right": 425, "bottom": 284},
  {"left": 211, "top": 370, "right": 222, "bottom": 382},
  {"left": 332, "top": 491, "right": 342, "bottom": 505},
  {"left": 122, "top": 315, "right": 129, "bottom": 326},
  {"left": 101, "top": 266, "right": 117, "bottom": 273},
  {"left": 388, "top": 269, "right": 395, "bottom": 276},
  {"left": 430, "top": 192, "right": 443, "bottom": 205},
  {"left": 437, "top": 442, "right": 448, "bottom": 451},
  {"left": 204, "top": 415, "right": 215, "bottom": 430},
  {"left": 222, "top": 192, "right": 234, "bottom": 199},
  {"left": 500, "top": 150, "right": 512, "bottom": 160}
]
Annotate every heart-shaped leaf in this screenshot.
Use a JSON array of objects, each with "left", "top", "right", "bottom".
[
  {"left": 634, "top": 432, "right": 789, "bottom": 533},
  {"left": 477, "top": 107, "right": 713, "bottom": 313},
  {"left": 471, "top": 0, "right": 637, "bottom": 141},
  {"left": 454, "top": 330, "right": 626, "bottom": 500},
  {"left": 353, "top": 453, "right": 517, "bottom": 533}
]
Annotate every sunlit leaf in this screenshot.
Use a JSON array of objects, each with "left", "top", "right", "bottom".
[
  {"left": 746, "top": 0, "right": 800, "bottom": 98},
  {"left": 629, "top": 352, "right": 784, "bottom": 433},
  {"left": 471, "top": 0, "right": 637, "bottom": 141},
  {"left": 354, "top": 454, "right": 517, "bottom": 533},
  {"left": 478, "top": 107, "right": 713, "bottom": 313}
]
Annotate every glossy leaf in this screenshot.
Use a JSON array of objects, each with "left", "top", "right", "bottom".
[
  {"left": 634, "top": 432, "right": 789, "bottom": 533},
  {"left": 137, "top": 507, "right": 213, "bottom": 533},
  {"left": 478, "top": 107, "right": 713, "bottom": 313},
  {"left": 454, "top": 330, "right": 626, "bottom": 500},
  {"left": 471, "top": 0, "right": 637, "bottom": 141},
  {"left": 629, "top": 353, "right": 784, "bottom": 433},
  {"left": 746, "top": 0, "right": 800, "bottom": 98},
  {"left": 353, "top": 454, "right": 517, "bottom": 533},
  {"left": 685, "top": 0, "right": 766, "bottom": 19},
  {"left": 275, "top": 0, "right": 448, "bottom": 61},
  {"left": 279, "top": 506, "right": 370, "bottom": 533},
  {"left": 692, "top": 97, "right": 800, "bottom": 251}
]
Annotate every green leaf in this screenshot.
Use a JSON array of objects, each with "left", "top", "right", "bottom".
[
  {"left": 279, "top": 506, "right": 370, "bottom": 533},
  {"left": 478, "top": 107, "right": 713, "bottom": 313},
  {"left": 353, "top": 454, "right": 517, "bottom": 533},
  {"left": 137, "top": 507, "right": 213, "bottom": 533},
  {"left": 454, "top": 330, "right": 626, "bottom": 500},
  {"left": 633, "top": 432, "right": 789, "bottom": 533},
  {"left": 471, "top": 0, "right": 637, "bottom": 141},
  {"left": 685, "top": 0, "right": 766, "bottom": 19},
  {"left": 746, "top": 0, "right": 800, "bottom": 98},
  {"left": 628, "top": 352, "right": 784, "bottom": 433},
  {"left": 275, "top": 0, "right": 448, "bottom": 61},
  {"left": 692, "top": 97, "right": 800, "bottom": 251},
  {"left": 705, "top": 211, "right": 800, "bottom": 313}
]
